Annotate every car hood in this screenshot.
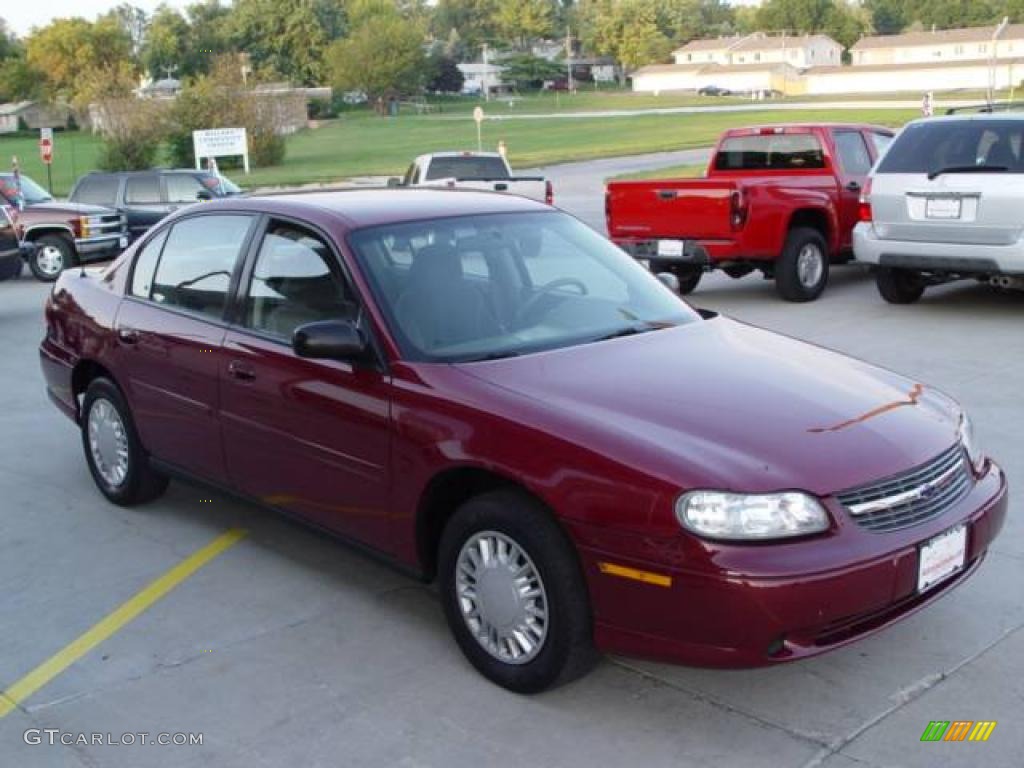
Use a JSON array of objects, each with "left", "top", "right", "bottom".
[
  {"left": 27, "top": 201, "right": 117, "bottom": 216},
  {"left": 456, "top": 316, "right": 961, "bottom": 497}
]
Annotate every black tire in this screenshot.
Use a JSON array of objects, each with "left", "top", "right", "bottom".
[
  {"left": 81, "top": 377, "right": 169, "bottom": 506},
  {"left": 672, "top": 266, "right": 702, "bottom": 295},
  {"left": 775, "top": 227, "right": 829, "bottom": 302},
  {"left": 0, "top": 256, "right": 21, "bottom": 281},
  {"left": 29, "top": 234, "right": 77, "bottom": 282},
  {"left": 876, "top": 267, "right": 925, "bottom": 304},
  {"left": 439, "top": 489, "right": 597, "bottom": 693}
]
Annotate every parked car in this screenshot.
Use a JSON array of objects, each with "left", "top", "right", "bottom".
[
  {"left": 0, "top": 205, "right": 32, "bottom": 281},
  {"left": 855, "top": 112, "right": 1024, "bottom": 303},
  {"left": 390, "top": 151, "right": 553, "bottom": 205},
  {"left": 0, "top": 172, "right": 127, "bottom": 282},
  {"left": 68, "top": 169, "right": 242, "bottom": 243},
  {"left": 41, "top": 189, "right": 1006, "bottom": 692},
  {"left": 698, "top": 85, "right": 732, "bottom": 97},
  {"left": 606, "top": 123, "right": 895, "bottom": 301}
]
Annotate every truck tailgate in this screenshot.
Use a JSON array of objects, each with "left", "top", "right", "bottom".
[{"left": 606, "top": 179, "right": 739, "bottom": 241}]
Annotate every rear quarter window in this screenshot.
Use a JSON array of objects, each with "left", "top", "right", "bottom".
[
  {"left": 72, "top": 175, "right": 120, "bottom": 206},
  {"left": 876, "top": 120, "right": 1024, "bottom": 174},
  {"left": 714, "top": 133, "right": 826, "bottom": 171},
  {"left": 424, "top": 156, "right": 509, "bottom": 181}
]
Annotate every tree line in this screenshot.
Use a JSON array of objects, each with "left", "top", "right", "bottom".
[{"left": 4, "top": 0, "right": 1024, "bottom": 108}]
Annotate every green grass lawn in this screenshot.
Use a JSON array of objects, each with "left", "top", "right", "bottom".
[
  {"left": 0, "top": 104, "right": 919, "bottom": 196},
  {"left": 608, "top": 164, "right": 708, "bottom": 182}
]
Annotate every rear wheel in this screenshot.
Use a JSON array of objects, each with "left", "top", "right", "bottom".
[
  {"left": 81, "top": 377, "right": 168, "bottom": 506},
  {"left": 439, "top": 489, "right": 596, "bottom": 693},
  {"left": 876, "top": 267, "right": 925, "bottom": 304},
  {"left": 29, "top": 234, "right": 76, "bottom": 282},
  {"left": 669, "top": 265, "right": 702, "bottom": 295},
  {"left": 775, "top": 227, "right": 829, "bottom": 302}
]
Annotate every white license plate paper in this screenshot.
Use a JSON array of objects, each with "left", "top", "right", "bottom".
[{"left": 918, "top": 525, "right": 967, "bottom": 592}]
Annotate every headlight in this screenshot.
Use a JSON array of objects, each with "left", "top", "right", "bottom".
[
  {"left": 676, "top": 490, "right": 830, "bottom": 541},
  {"left": 959, "top": 412, "right": 985, "bottom": 472}
]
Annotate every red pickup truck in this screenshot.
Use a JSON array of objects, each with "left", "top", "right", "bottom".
[{"left": 606, "top": 124, "right": 895, "bottom": 301}]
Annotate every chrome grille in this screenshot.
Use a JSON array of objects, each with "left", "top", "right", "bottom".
[{"left": 836, "top": 444, "right": 971, "bottom": 532}]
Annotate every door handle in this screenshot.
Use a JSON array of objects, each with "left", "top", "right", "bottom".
[
  {"left": 845, "top": 181, "right": 862, "bottom": 192},
  {"left": 117, "top": 327, "right": 140, "bottom": 345},
  {"left": 227, "top": 361, "right": 256, "bottom": 381}
]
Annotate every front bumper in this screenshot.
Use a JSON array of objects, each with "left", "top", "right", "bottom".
[
  {"left": 75, "top": 233, "right": 128, "bottom": 257},
  {"left": 854, "top": 223, "right": 1024, "bottom": 275},
  {"left": 573, "top": 461, "right": 1007, "bottom": 667}
]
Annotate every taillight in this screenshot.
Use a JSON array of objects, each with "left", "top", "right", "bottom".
[
  {"left": 858, "top": 178, "right": 873, "bottom": 223},
  {"left": 729, "top": 189, "right": 748, "bottom": 229},
  {"left": 545, "top": 180, "right": 554, "bottom": 206},
  {"left": 605, "top": 189, "right": 611, "bottom": 227}
]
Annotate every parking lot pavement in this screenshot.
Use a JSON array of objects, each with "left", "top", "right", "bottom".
[{"left": 1, "top": 173, "right": 1022, "bottom": 768}]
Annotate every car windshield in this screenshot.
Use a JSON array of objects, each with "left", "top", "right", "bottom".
[
  {"left": 349, "top": 211, "right": 700, "bottom": 363},
  {"left": 424, "top": 156, "right": 509, "bottom": 181},
  {"left": 0, "top": 174, "right": 53, "bottom": 205},
  {"left": 876, "top": 120, "right": 1024, "bottom": 174}
]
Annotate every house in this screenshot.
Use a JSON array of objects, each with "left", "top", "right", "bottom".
[
  {"left": 631, "top": 62, "right": 801, "bottom": 95},
  {"left": 728, "top": 33, "right": 842, "bottom": 68},
  {"left": 0, "top": 101, "right": 72, "bottom": 133},
  {"left": 672, "top": 36, "right": 743, "bottom": 66},
  {"left": 458, "top": 63, "right": 507, "bottom": 95},
  {"left": 136, "top": 77, "right": 182, "bottom": 100},
  {"left": 805, "top": 58, "right": 1024, "bottom": 95},
  {"left": 851, "top": 23, "right": 1024, "bottom": 67}
]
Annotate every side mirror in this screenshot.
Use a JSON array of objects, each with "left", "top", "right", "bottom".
[
  {"left": 656, "top": 271, "right": 681, "bottom": 293},
  {"left": 196, "top": 189, "right": 214, "bottom": 201},
  {"left": 293, "top": 319, "right": 370, "bottom": 362},
  {"left": 386, "top": 177, "right": 402, "bottom": 188}
]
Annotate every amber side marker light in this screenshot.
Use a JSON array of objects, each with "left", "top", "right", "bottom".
[{"left": 598, "top": 562, "right": 673, "bottom": 588}]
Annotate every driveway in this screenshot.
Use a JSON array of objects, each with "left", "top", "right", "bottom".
[{"left": 0, "top": 154, "right": 1021, "bottom": 768}]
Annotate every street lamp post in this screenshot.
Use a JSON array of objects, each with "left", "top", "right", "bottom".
[{"left": 988, "top": 17, "right": 1009, "bottom": 106}]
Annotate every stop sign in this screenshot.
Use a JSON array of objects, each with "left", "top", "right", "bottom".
[{"left": 39, "top": 138, "right": 53, "bottom": 165}]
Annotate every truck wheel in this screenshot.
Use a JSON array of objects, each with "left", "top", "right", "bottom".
[
  {"left": 776, "top": 228, "right": 829, "bottom": 302},
  {"left": 30, "top": 234, "right": 77, "bottom": 282},
  {"left": 439, "top": 489, "right": 597, "bottom": 693},
  {"left": 672, "top": 266, "right": 702, "bottom": 295},
  {"left": 876, "top": 267, "right": 925, "bottom": 304}
]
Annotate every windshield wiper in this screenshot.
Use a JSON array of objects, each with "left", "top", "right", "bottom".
[
  {"left": 588, "top": 322, "right": 672, "bottom": 344},
  {"left": 927, "top": 164, "right": 1008, "bottom": 181},
  {"left": 459, "top": 350, "right": 522, "bottom": 363}
]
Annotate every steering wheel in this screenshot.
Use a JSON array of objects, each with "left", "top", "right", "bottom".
[{"left": 514, "top": 278, "right": 588, "bottom": 326}]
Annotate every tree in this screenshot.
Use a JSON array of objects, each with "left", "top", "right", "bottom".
[
  {"left": 25, "top": 16, "right": 136, "bottom": 109},
  {"left": 864, "top": 0, "right": 907, "bottom": 35},
  {"left": 142, "top": 6, "right": 190, "bottom": 79},
  {"left": 427, "top": 55, "right": 466, "bottom": 92},
  {"left": 327, "top": 9, "right": 428, "bottom": 100},
  {"left": 494, "top": 0, "right": 557, "bottom": 50},
  {"left": 825, "top": 1, "right": 870, "bottom": 52},
  {"left": 431, "top": 0, "right": 500, "bottom": 57},
  {"left": 579, "top": 0, "right": 672, "bottom": 79},
  {"left": 228, "top": 0, "right": 330, "bottom": 84},
  {"left": 109, "top": 4, "right": 148, "bottom": 58},
  {"left": 501, "top": 53, "right": 565, "bottom": 88},
  {"left": 756, "top": 0, "right": 834, "bottom": 34}
]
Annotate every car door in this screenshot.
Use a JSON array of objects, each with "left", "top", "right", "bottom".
[
  {"left": 164, "top": 173, "right": 210, "bottom": 212},
  {"left": 219, "top": 218, "right": 392, "bottom": 547},
  {"left": 114, "top": 213, "right": 257, "bottom": 484},
  {"left": 831, "top": 130, "right": 875, "bottom": 251},
  {"left": 123, "top": 173, "right": 172, "bottom": 239}
]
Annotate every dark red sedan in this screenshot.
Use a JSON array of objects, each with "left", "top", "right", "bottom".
[{"left": 40, "top": 190, "right": 1007, "bottom": 692}]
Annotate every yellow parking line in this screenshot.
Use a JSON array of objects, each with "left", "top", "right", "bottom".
[{"left": 0, "top": 528, "right": 247, "bottom": 719}]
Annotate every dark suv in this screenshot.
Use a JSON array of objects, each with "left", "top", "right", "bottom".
[{"left": 68, "top": 169, "right": 241, "bottom": 242}]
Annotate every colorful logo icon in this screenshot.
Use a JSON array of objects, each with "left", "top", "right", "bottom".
[{"left": 920, "top": 721, "right": 997, "bottom": 742}]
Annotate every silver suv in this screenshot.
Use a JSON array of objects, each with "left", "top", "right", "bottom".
[{"left": 854, "top": 113, "right": 1024, "bottom": 303}]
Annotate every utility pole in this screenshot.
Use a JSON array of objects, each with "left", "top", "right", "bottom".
[
  {"left": 566, "top": 28, "right": 574, "bottom": 93},
  {"left": 482, "top": 43, "right": 491, "bottom": 102},
  {"left": 989, "top": 17, "right": 1009, "bottom": 106}
]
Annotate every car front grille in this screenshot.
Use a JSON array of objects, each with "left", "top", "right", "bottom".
[{"left": 836, "top": 444, "right": 971, "bottom": 533}]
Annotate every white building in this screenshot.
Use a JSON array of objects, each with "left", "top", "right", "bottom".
[
  {"left": 729, "top": 33, "right": 841, "bottom": 68},
  {"left": 631, "top": 62, "right": 800, "bottom": 95},
  {"left": 672, "top": 36, "right": 742, "bottom": 66},
  {"left": 805, "top": 59, "right": 1024, "bottom": 96},
  {"left": 458, "top": 63, "right": 506, "bottom": 95},
  {"left": 851, "top": 24, "right": 1024, "bottom": 67}
]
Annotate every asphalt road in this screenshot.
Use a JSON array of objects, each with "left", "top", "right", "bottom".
[{"left": 0, "top": 154, "right": 1021, "bottom": 768}]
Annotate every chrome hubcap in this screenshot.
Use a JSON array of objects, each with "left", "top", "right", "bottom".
[
  {"left": 796, "top": 244, "right": 824, "bottom": 288},
  {"left": 455, "top": 531, "right": 549, "bottom": 665},
  {"left": 37, "top": 245, "right": 65, "bottom": 276},
  {"left": 87, "top": 398, "right": 129, "bottom": 487}
]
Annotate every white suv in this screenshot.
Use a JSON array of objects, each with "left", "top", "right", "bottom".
[{"left": 854, "top": 112, "right": 1024, "bottom": 303}]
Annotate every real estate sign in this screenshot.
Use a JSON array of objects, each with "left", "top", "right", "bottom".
[{"left": 193, "top": 128, "right": 249, "bottom": 174}]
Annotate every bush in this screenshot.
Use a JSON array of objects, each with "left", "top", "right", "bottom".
[
  {"left": 249, "top": 130, "right": 286, "bottom": 166},
  {"left": 92, "top": 98, "right": 169, "bottom": 171},
  {"left": 98, "top": 137, "right": 161, "bottom": 171}
]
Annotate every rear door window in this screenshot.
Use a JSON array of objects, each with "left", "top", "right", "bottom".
[
  {"left": 868, "top": 131, "right": 894, "bottom": 159},
  {"left": 73, "top": 175, "right": 120, "bottom": 206},
  {"left": 714, "top": 133, "right": 826, "bottom": 170},
  {"left": 165, "top": 174, "right": 207, "bottom": 204},
  {"left": 876, "top": 120, "right": 1024, "bottom": 174},
  {"left": 125, "top": 174, "right": 161, "bottom": 205},
  {"left": 130, "top": 229, "right": 169, "bottom": 299},
  {"left": 149, "top": 215, "right": 254, "bottom": 319},
  {"left": 834, "top": 131, "right": 873, "bottom": 176}
]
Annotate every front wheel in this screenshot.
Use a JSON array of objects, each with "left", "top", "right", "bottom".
[
  {"left": 81, "top": 377, "right": 169, "bottom": 506},
  {"left": 775, "top": 227, "right": 829, "bottom": 302},
  {"left": 876, "top": 267, "right": 925, "bottom": 304},
  {"left": 439, "top": 489, "right": 596, "bottom": 693},
  {"left": 29, "top": 234, "right": 76, "bottom": 282}
]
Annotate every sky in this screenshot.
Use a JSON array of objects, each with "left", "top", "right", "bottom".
[{"left": 4, "top": 1, "right": 191, "bottom": 37}]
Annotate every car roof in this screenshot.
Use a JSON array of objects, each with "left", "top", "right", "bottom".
[
  {"left": 905, "top": 113, "right": 1024, "bottom": 126},
  {"left": 79, "top": 168, "right": 210, "bottom": 177},
  {"left": 191, "top": 187, "right": 552, "bottom": 231},
  {"left": 722, "top": 123, "right": 894, "bottom": 136}
]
